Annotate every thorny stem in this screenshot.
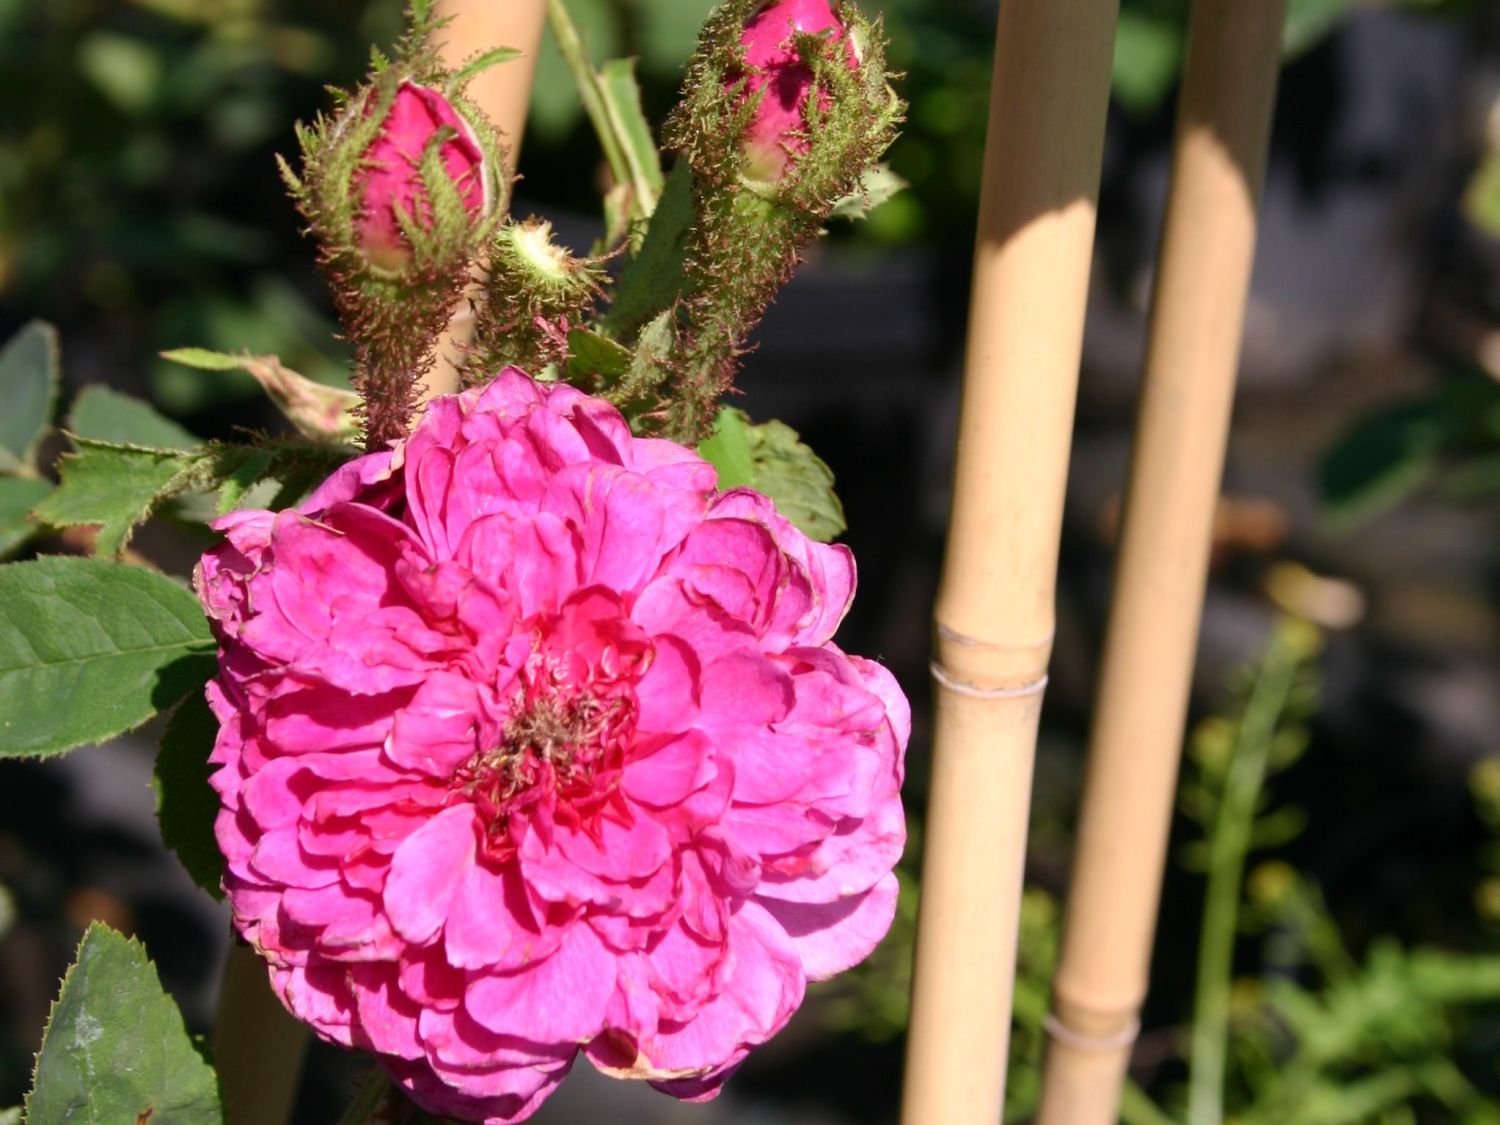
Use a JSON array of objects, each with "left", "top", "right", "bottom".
[{"left": 1186, "top": 622, "right": 1310, "bottom": 1125}]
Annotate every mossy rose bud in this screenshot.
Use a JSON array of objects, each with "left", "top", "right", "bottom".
[
  {"left": 654, "top": 0, "right": 901, "bottom": 439},
  {"left": 354, "top": 80, "right": 490, "bottom": 269},
  {"left": 738, "top": 0, "right": 856, "bottom": 180}
]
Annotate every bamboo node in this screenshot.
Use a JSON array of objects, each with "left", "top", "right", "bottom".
[
  {"left": 929, "top": 661, "right": 1048, "bottom": 699},
  {"left": 1042, "top": 1012, "right": 1141, "bottom": 1053},
  {"left": 935, "top": 622, "right": 1056, "bottom": 651}
]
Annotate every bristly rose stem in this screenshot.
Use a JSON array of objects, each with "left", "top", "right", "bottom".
[{"left": 212, "top": 942, "right": 311, "bottom": 1125}]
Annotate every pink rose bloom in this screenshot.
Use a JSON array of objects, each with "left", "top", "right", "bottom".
[
  {"left": 197, "top": 371, "right": 907, "bottom": 1122},
  {"left": 354, "top": 79, "right": 489, "bottom": 269},
  {"left": 739, "top": 0, "right": 857, "bottom": 179}
]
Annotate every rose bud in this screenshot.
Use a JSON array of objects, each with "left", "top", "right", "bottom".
[
  {"left": 353, "top": 80, "right": 491, "bottom": 270},
  {"left": 650, "top": 0, "right": 901, "bottom": 440},
  {"left": 738, "top": 0, "right": 857, "bottom": 180}
]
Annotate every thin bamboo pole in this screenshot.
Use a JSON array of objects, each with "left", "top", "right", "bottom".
[
  {"left": 899, "top": 2, "right": 1119, "bottom": 1122},
  {"left": 424, "top": 0, "right": 548, "bottom": 400},
  {"left": 1035, "top": 3, "right": 1288, "bottom": 1122},
  {"left": 213, "top": 942, "right": 310, "bottom": 1125}
]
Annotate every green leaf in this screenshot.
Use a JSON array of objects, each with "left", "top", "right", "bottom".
[
  {"left": 69, "top": 385, "right": 198, "bottom": 451},
  {"left": 604, "top": 161, "right": 695, "bottom": 338},
  {"left": 215, "top": 449, "right": 277, "bottom": 515},
  {"left": 547, "top": 0, "right": 660, "bottom": 244},
  {"left": 1111, "top": 10, "right": 1184, "bottom": 118},
  {"left": 0, "top": 477, "right": 52, "bottom": 559},
  {"left": 697, "top": 408, "right": 756, "bottom": 490},
  {"left": 1318, "top": 401, "right": 1449, "bottom": 530},
  {"left": 156, "top": 347, "right": 244, "bottom": 372},
  {"left": 563, "top": 327, "right": 633, "bottom": 385},
  {"left": 25, "top": 923, "right": 222, "bottom": 1125},
  {"left": 0, "top": 321, "right": 60, "bottom": 474},
  {"left": 447, "top": 45, "right": 524, "bottom": 91},
  {"left": 33, "top": 442, "right": 199, "bottom": 558},
  {"left": 0, "top": 556, "right": 215, "bottom": 759},
  {"left": 698, "top": 408, "right": 846, "bottom": 542},
  {"left": 830, "top": 163, "right": 910, "bottom": 222},
  {"left": 154, "top": 692, "right": 224, "bottom": 901},
  {"left": 599, "top": 57, "right": 664, "bottom": 209}
]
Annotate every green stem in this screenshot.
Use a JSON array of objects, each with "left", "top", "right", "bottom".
[
  {"left": 546, "top": 1, "right": 632, "bottom": 202},
  {"left": 212, "top": 941, "right": 310, "bottom": 1125},
  {"left": 1186, "top": 624, "right": 1306, "bottom": 1125}
]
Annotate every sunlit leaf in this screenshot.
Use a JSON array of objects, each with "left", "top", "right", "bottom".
[
  {"left": 0, "top": 556, "right": 215, "bottom": 758},
  {"left": 33, "top": 442, "right": 198, "bottom": 558},
  {"left": 699, "top": 408, "right": 846, "bottom": 542},
  {"left": 25, "top": 923, "right": 221, "bottom": 1124},
  {"left": 69, "top": 386, "right": 198, "bottom": 451}
]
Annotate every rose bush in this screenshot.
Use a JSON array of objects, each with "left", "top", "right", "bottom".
[{"left": 197, "top": 371, "right": 908, "bottom": 1122}]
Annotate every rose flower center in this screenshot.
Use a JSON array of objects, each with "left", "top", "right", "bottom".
[{"left": 452, "top": 592, "right": 651, "bottom": 845}]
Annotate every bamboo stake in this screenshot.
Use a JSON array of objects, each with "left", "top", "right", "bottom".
[
  {"left": 1035, "top": 3, "right": 1288, "bottom": 1122},
  {"left": 899, "top": 2, "right": 1119, "bottom": 1122},
  {"left": 423, "top": 0, "right": 548, "bottom": 401},
  {"left": 213, "top": 942, "right": 310, "bottom": 1125}
]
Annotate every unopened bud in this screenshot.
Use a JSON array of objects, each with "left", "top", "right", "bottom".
[
  {"left": 737, "top": 0, "right": 856, "bottom": 180},
  {"left": 468, "top": 219, "right": 607, "bottom": 380},
  {"left": 353, "top": 80, "right": 491, "bottom": 270}
]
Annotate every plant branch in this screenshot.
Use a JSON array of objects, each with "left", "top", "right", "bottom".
[
  {"left": 1186, "top": 621, "right": 1310, "bottom": 1125},
  {"left": 546, "top": 0, "right": 660, "bottom": 228}
]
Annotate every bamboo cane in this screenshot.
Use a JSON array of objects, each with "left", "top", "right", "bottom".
[
  {"left": 899, "top": 2, "right": 1119, "bottom": 1122},
  {"left": 1035, "top": 3, "right": 1288, "bottom": 1122},
  {"left": 423, "top": 0, "right": 548, "bottom": 400},
  {"left": 213, "top": 942, "right": 310, "bottom": 1125}
]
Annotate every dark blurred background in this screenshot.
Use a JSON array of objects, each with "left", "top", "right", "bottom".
[{"left": 2, "top": 0, "right": 1499, "bottom": 1120}]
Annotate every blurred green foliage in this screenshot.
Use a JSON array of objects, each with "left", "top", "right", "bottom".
[
  {"left": 0, "top": 0, "right": 404, "bottom": 416},
  {"left": 1319, "top": 370, "right": 1500, "bottom": 531}
]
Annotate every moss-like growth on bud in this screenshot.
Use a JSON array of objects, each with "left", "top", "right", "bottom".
[
  {"left": 466, "top": 219, "right": 607, "bottom": 382},
  {"left": 278, "top": 7, "right": 508, "bottom": 449},
  {"left": 647, "top": 0, "right": 902, "bottom": 441}
]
